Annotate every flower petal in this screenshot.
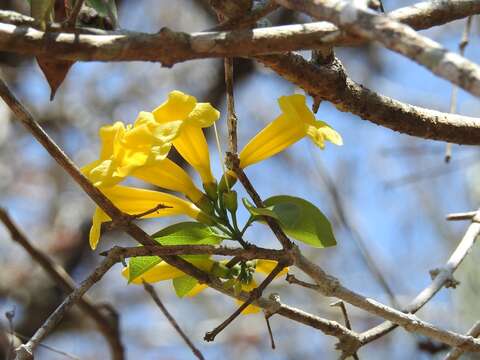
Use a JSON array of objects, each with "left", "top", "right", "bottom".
[
  {"left": 185, "top": 283, "right": 208, "bottom": 297},
  {"left": 236, "top": 280, "right": 261, "bottom": 314},
  {"left": 278, "top": 94, "right": 316, "bottom": 124},
  {"left": 99, "top": 121, "right": 125, "bottom": 160},
  {"left": 152, "top": 91, "right": 197, "bottom": 123},
  {"left": 239, "top": 115, "right": 305, "bottom": 169},
  {"left": 185, "top": 102, "right": 220, "bottom": 128},
  {"left": 132, "top": 158, "right": 204, "bottom": 203},
  {"left": 89, "top": 207, "right": 109, "bottom": 250},
  {"left": 123, "top": 261, "right": 186, "bottom": 284},
  {"left": 173, "top": 125, "right": 215, "bottom": 184},
  {"left": 256, "top": 260, "right": 288, "bottom": 278},
  {"left": 306, "top": 121, "right": 343, "bottom": 149}
]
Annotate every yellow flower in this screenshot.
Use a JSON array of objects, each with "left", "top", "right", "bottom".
[
  {"left": 238, "top": 94, "right": 342, "bottom": 169},
  {"left": 82, "top": 113, "right": 172, "bottom": 188},
  {"left": 131, "top": 158, "right": 213, "bottom": 213},
  {"left": 152, "top": 91, "right": 220, "bottom": 185},
  {"left": 89, "top": 185, "right": 213, "bottom": 250}
]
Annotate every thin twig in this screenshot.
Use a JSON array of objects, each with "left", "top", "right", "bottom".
[
  {"left": 330, "top": 301, "right": 359, "bottom": 360},
  {"left": 445, "top": 321, "right": 480, "bottom": 359},
  {"left": 445, "top": 16, "right": 473, "bottom": 162},
  {"left": 14, "top": 248, "right": 122, "bottom": 360},
  {"left": 229, "top": 155, "right": 293, "bottom": 250},
  {"left": 358, "top": 209, "right": 480, "bottom": 346},
  {"left": 204, "top": 262, "right": 287, "bottom": 341},
  {"left": 210, "top": 0, "right": 279, "bottom": 30},
  {"left": 65, "top": 0, "right": 85, "bottom": 28},
  {"left": 0, "top": 208, "right": 125, "bottom": 360},
  {"left": 286, "top": 273, "right": 319, "bottom": 290},
  {"left": 143, "top": 282, "right": 205, "bottom": 360},
  {"left": 101, "top": 244, "right": 288, "bottom": 262},
  {"left": 446, "top": 210, "right": 477, "bottom": 221},
  {"left": 293, "top": 247, "right": 480, "bottom": 352},
  {"left": 224, "top": 57, "right": 237, "bottom": 154},
  {"left": 276, "top": 0, "right": 480, "bottom": 98},
  {"left": 5, "top": 307, "right": 15, "bottom": 360},
  {"left": 265, "top": 315, "right": 276, "bottom": 349},
  {"left": 9, "top": 331, "right": 80, "bottom": 360}
]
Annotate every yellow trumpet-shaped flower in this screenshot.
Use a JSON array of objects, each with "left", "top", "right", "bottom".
[
  {"left": 152, "top": 91, "right": 220, "bottom": 185},
  {"left": 239, "top": 94, "right": 342, "bottom": 169},
  {"left": 89, "top": 185, "right": 212, "bottom": 250},
  {"left": 82, "top": 113, "right": 172, "bottom": 188},
  {"left": 131, "top": 158, "right": 211, "bottom": 211}
]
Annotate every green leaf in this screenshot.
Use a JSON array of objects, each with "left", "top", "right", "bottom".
[
  {"left": 86, "top": 0, "right": 118, "bottom": 27},
  {"left": 128, "top": 255, "right": 161, "bottom": 283},
  {"left": 263, "top": 195, "right": 336, "bottom": 248},
  {"left": 152, "top": 222, "right": 224, "bottom": 246},
  {"left": 242, "top": 198, "right": 280, "bottom": 220},
  {"left": 172, "top": 275, "right": 198, "bottom": 297}
]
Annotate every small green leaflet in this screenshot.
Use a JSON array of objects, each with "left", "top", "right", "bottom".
[
  {"left": 172, "top": 275, "right": 198, "bottom": 297},
  {"left": 128, "top": 222, "right": 223, "bottom": 283},
  {"left": 248, "top": 195, "right": 337, "bottom": 248},
  {"left": 128, "top": 256, "right": 160, "bottom": 283},
  {"left": 152, "top": 222, "right": 224, "bottom": 246}
]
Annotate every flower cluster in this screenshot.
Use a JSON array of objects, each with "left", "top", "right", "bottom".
[{"left": 83, "top": 90, "right": 341, "bottom": 313}]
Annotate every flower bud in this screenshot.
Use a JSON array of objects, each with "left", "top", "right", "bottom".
[
  {"left": 203, "top": 181, "right": 218, "bottom": 201},
  {"left": 222, "top": 190, "right": 238, "bottom": 213},
  {"left": 218, "top": 170, "right": 237, "bottom": 193}
]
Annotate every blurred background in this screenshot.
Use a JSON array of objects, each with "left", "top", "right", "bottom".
[{"left": 0, "top": 0, "right": 479, "bottom": 359}]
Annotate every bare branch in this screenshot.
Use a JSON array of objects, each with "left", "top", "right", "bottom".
[
  {"left": 211, "top": 0, "right": 280, "bottom": 30},
  {"left": 143, "top": 282, "right": 205, "bottom": 360},
  {"left": 14, "top": 248, "right": 122, "bottom": 360},
  {"left": 0, "top": 209, "right": 125, "bottom": 360},
  {"left": 225, "top": 57, "right": 238, "bottom": 154},
  {"left": 445, "top": 16, "right": 473, "bottom": 162},
  {"left": 446, "top": 210, "right": 477, "bottom": 221},
  {"left": 258, "top": 53, "right": 480, "bottom": 145},
  {"left": 101, "top": 244, "right": 288, "bottom": 261},
  {"left": 277, "top": 0, "right": 480, "bottom": 98},
  {"left": 445, "top": 321, "right": 480, "bottom": 360},
  {"left": 0, "top": 22, "right": 342, "bottom": 64},
  {"left": 293, "top": 247, "right": 480, "bottom": 352},
  {"left": 359, "top": 210, "right": 480, "bottom": 345}
]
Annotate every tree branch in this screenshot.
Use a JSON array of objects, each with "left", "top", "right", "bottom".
[
  {"left": 359, "top": 209, "right": 480, "bottom": 345},
  {"left": 0, "top": 209, "right": 124, "bottom": 360},
  {"left": 257, "top": 53, "right": 480, "bottom": 145},
  {"left": 14, "top": 248, "right": 122, "bottom": 360},
  {"left": 101, "top": 244, "right": 288, "bottom": 261},
  {"left": 277, "top": 0, "right": 480, "bottom": 98},
  {"left": 292, "top": 247, "right": 480, "bottom": 352}
]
